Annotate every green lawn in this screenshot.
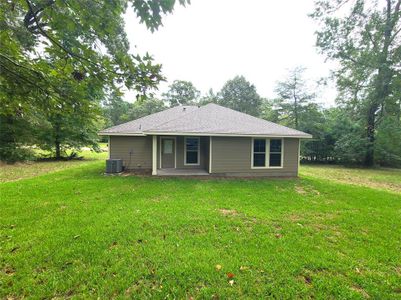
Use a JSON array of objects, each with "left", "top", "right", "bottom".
[
  {"left": 0, "top": 150, "right": 108, "bottom": 183},
  {"left": 301, "top": 164, "right": 401, "bottom": 194},
  {"left": 1, "top": 159, "right": 400, "bottom": 298}
]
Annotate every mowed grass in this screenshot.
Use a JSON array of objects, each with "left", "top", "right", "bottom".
[
  {"left": 0, "top": 150, "right": 108, "bottom": 183},
  {"left": 301, "top": 164, "right": 401, "bottom": 194},
  {"left": 1, "top": 160, "right": 401, "bottom": 298}
]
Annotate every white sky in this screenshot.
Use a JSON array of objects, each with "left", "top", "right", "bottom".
[{"left": 123, "top": 0, "right": 337, "bottom": 106}]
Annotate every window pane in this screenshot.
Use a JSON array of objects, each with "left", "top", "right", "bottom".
[
  {"left": 163, "top": 140, "right": 173, "bottom": 154},
  {"left": 186, "top": 151, "right": 198, "bottom": 164},
  {"left": 254, "top": 139, "right": 265, "bottom": 152},
  {"left": 269, "top": 153, "right": 281, "bottom": 166},
  {"left": 253, "top": 153, "right": 266, "bottom": 167},
  {"left": 270, "top": 139, "right": 282, "bottom": 152},
  {"left": 186, "top": 138, "right": 199, "bottom": 151}
]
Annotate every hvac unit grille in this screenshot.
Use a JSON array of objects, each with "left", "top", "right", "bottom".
[{"left": 106, "top": 159, "right": 123, "bottom": 173}]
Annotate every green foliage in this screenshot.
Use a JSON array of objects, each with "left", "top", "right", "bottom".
[
  {"left": 162, "top": 80, "right": 200, "bottom": 106},
  {"left": 127, "top": 97, "right": 166, "bottom": 120},
  {"left": 0, "top": 115, "right": 36, "bottom": 163},
  {"left": 260, "top": 98, "right": 280, "bottom": 123},
  {"left": 198, "top": 88, "right": 219, "bottom": 105},
  {"left": 0, "top": 0, "right": 187, "bottom": 161},
  {"left": 311, "top": 0, "right": 401, "bottom": 166},
  {"left": 102, "top": 93, "right": 132, "bottom": 127},
  {"left": 274, "top": 67, "right": 315, "bottom": 129},
  {"left": 375, "top": 116, "right": 401, "bottom": 167},
  {"left": 219, "top": 75, "right": 262, "bottom": 116}
]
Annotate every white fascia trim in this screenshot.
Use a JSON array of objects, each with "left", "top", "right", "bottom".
[
  {"left": 144, "top": 131, "right": 311, "bottom": 139},
  {"left": 98, "top": 132, "right": 146, "bottom": 136}
]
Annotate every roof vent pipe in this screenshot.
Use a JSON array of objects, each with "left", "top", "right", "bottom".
[{"left": 183, "top": 107, "right": 186, "bottom": 112}]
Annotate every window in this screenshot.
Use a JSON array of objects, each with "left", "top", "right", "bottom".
[
  {"left": 163, "top": 139, "right": 173, "bottom": 154},
  {"left": 253, "top": 139, "right": 266, "bottom": 167},
  {"left": 185, "top": 137, "right": 199, "bottom": 165},
  {"left": 269, "top": 139, "right": 282, "bottom": 167},
  {"left": 252, "top": 138, "right": 283, "bottom": 168}
]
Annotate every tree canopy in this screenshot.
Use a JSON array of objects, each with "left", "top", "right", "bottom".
[
  {"left": 310, "top": 0, "right": 401, "bottom": 166},
  {"left": 162, "top": 80, "right": 200, "bottom": 106},
  {"left": 219, "top": 75, "right": 262, "bottom": 116},
  {"left": 0, "top": 0, "right": 187, "bottom": 161}
]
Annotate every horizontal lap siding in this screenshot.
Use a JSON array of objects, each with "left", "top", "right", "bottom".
[
  {"left": 109, "top": 136, "right": 152, "bottom": 170},
  {"left": 211, "top": 137, "right": 299, "bottom": 176}
]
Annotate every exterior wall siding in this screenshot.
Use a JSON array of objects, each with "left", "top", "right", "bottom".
[
  {"left": 109, "top": 136, "right": 152, "bottom": 170},
  {"left": 109, "top": 135, "right": 299, "bottom": 176},
  {"left": 211, "top": 137, "right": 299, "bottom": 176}
]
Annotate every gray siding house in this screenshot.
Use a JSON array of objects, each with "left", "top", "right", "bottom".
[{"left": 99, "top": 103, "right": 312, "bottom": 176}]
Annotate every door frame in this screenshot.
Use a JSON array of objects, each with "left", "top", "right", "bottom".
[{"left": 159, "top": 136, "right": 176, "bottom": 169}]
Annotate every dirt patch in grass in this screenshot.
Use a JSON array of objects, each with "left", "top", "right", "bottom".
[
  {"left": 219, "top": 209, "right": 239, "bottom": 216},
  {"left": 295, "top": 186, "right": 307, "bottom": 194},
  {"left": 350, "top": 285, "right": 370, "bottom": 298},
  {"left": 2, "top": 266, "right": 15, "bottom": 276}
]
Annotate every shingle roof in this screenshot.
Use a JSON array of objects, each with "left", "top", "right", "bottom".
[{"left": 99, "top": 103, "right": 312, "bottom": 138}]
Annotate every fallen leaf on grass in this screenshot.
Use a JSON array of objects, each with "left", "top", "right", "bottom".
[
  {"left": 239, "top": 266, "right": 249, "bottom": 271},
  {"left": 215, "top": 264, "right": 222, "bottom": 271},
  {"left": 10, "top": 246, "right": 19, "bottom": 253},
  {"left": 73, "top": 235, "right": 80, "bottom": 239},
  {"left": 303, "top": 275, "right": 312, "bottom": 285},
  {"left": 228, "top": 279, "right": 235, "bottom": 286},
  {"left": 4, "top": 266, "right": 15, "bottom": 275},
  {"left": 226, "top": 272, "right": 235, "bottom": 279},
  {"left": 275, "top": 233, "right": 282, "bottom": 239}
]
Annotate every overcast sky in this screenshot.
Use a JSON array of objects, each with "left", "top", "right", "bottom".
[{"left": 124, "top": 0, "right": 337, "bottom": 106}]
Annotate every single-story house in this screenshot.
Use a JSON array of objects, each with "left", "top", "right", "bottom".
[{"left": 99, "top": 103, "right": 312, "bottom": 176}]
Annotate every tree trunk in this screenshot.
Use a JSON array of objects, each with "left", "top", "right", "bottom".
[
  {"left": 54, "top": 118, "right": 61, "bottom": 160},
  {"left": 363, "top": 0, "right": 398, "bottom": 166},
  {"left": 364, "top": 105, "right": 377, "bottom": 166}
]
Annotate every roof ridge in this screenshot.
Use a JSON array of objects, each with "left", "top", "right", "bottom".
[{"left": 144, "top": 104, "right": 204, "bottom": 132}]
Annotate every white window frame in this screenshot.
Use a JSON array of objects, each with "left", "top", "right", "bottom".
[
  {"left": 184, "top": 137, "right": 200, "bottom": 166},
  {"left": 251, "top": 138, "right": 284, "bottom": 169}
]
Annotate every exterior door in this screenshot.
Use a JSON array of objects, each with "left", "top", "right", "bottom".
[{"left": 161, "top": 138, "right": 175, "bottom": 168}]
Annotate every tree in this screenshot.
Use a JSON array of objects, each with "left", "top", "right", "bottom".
[
  {"left": 127, "top": 98, "right": 166, "bottom": 120},
  {"left": 375, "top": 116, "right": 401, "bottom": 166},
  {"left": 198, "top": 88, "right": 219, "bottom": 105},
  {"left": 260, "top": 98, "right": 280, "bottom": 123},
  {"left": 311, "top": 0, "right": 401, "bottom": 166},
  {"left": 163, "top": 80, "right": 200, "bottom": 106},
  {"left": 0, "top": 0, "right": 187, "bottom": 161},
  {"left": 274, "top": 67, "right": 315, "bottom": 130},
  {"left": 219, "top": 76, "right": 262, "bottom": 116},
  {"left": 102, "top": 93, "right": 131, "bottom": 127}
]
